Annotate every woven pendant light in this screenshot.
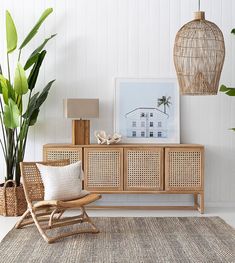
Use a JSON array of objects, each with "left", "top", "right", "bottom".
[{"left": 173, "top": 1, "right": 225, "bottom": 95}]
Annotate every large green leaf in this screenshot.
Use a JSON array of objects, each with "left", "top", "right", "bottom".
[
  {"left": 29, "top": 108, "right": 40, "bottom": 126},
  {"left": 28, "top": 50, "right": 46, "bottom": 91},
  {"left": 19, "top": 8, "right": 53, "bottom": 50},
  {"left": 3, "top": 98, "right": 19, "bottom": 129},
  {"left": 0, "top": 75, "right": 8, "bottom": 95},
  {"left": 219, "top": 84, "right": 235, "bottom": 96},
  {"left": 35, "top": 80, "right": 55, "bottom": 109},
  {"left": 14, "top": 63, "right": 28, "bottom": 95},
  {"left": 22, "top": 80, "right": 54, "bottom": 128},
  {"left": 7, "top": 80, "right": 15, "bottom": 101},
  {"left": 0, "top": 75, "right": 16, "bottom": 103},
  {"left": 19, "top": 121, "right": 28, "bottom": 141},
  {"left": 2, "top": 84, "right": 8, "bottom": 105},
  {"left": 0, "top": 80, "right": 4, "bottom": 94},
  {"left": 22, "top": 92, "right": 39, "bottom": 118},
  {"left": 27, "top": 80, "right": 54, "bottom": 126},
  {"left": 6, "top": 10, "right": 18, "bottom": 53},
  {"left": 220, "top": 84, "right": 228, "bottom": 92},
  {"left": 16, "top": 95, "right": 23, "bottom": 114},
  {"left": 24, "top": 34, "right": 56, "bottom": 70}
]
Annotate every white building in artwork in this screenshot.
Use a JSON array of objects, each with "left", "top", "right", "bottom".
[{"left": 125, "top": 107, "right": 169, "bottom": 138}]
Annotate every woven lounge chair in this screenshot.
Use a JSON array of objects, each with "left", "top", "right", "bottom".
[{"left": 15, "top": 160, "right": 101, "bottom": 243}]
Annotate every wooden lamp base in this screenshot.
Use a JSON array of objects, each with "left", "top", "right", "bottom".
[{"left": 72, "top": 120, "right": 90, "bottom": 145}]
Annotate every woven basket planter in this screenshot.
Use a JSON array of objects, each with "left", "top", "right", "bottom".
[
  {"left": 174, "top": 11, "right": 225, "bottom": 95},
  {"left": 0, "top": 180, "right": 27, "bottom": 216}
]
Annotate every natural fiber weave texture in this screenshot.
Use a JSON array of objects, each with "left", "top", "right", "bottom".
[
  {"left": 86, "top": 149, "right": 122, "bottom": 190},
  {"left": 0, "top": 181, "right": 27, "bottom": 216},
  {"left": 126, "top": 149, "right": 162, "bottom": 190},
  {"left": 166, "top": 150, "right": 202, "bottom": 190},
  {"left": 174, "top": 12, "right": 225, "bottom": 95},
  {"left": 0, "top": 217, "right": 234, "bottom": 263},
  {"left": 20, "top": 160, "right": 69, "bottom": 202},
  {"left": 44, "top": 147, "right": 82, "bottom": 164}
]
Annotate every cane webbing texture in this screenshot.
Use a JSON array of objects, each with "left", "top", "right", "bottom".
[
  {"left": 125, "top": 150, "right": 162, "bottom": 190},
  {"left": 174, "top": 14, "right": 225, "bottom": 95},
  {"left": 167, "top": 150, "right": 202, "bottom": 190},
  {"left": 20, "top": 160, "right": 70, "bottom": 202},
  {"left": 86, "top": 150, "right": 122, "bottom": 190},
  {"left": 44, "top": 148, "right": 82, "bottom": 164}
]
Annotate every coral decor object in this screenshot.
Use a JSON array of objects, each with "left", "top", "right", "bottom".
[{"left": 95, "top": 131, "right": 122, "bottom": 145}]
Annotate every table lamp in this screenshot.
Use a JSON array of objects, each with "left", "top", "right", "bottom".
[{"left": 64, "top": 98, "right": 99, "bottom": 145}]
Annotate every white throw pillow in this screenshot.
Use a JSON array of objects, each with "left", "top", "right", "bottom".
[{"left": 36, "top": 161, "right": 88, "bottom": 201}]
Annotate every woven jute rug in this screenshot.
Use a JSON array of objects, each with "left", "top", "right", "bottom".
[{"left": 0, "top": 217, "right": 234, "bottom": 263}]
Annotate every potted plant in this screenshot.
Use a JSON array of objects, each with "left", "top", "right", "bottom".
[
  {"left": 220, "top": 28, "right": 235, "bottom": 131},
  {"left": 0, "top": 8, "right": 56, "bottom": 216}
]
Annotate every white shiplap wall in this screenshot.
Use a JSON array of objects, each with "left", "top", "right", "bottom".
[{"left": 0, "top": 0, "right": 235, "bottom": 207}]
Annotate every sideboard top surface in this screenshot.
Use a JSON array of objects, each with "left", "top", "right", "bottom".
[{"left": 44, "top": 143, "right": 204, "bottom": 148}]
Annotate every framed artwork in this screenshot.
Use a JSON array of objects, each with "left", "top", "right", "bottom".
[{"left": 114, "top": 78, "right": 180, "bottom": 143}]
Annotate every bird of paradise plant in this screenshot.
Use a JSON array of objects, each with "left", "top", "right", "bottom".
[{"left": 0, "top": 8, "right": 56, "bottom": 186}]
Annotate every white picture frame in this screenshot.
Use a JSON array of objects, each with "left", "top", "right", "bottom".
[{"left": 114, "top": 78, "right": 180, "bottom": 143}]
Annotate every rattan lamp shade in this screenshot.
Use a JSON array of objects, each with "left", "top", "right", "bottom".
[{"left": 174, "top": 11, "right": 225, "bottom": 95}]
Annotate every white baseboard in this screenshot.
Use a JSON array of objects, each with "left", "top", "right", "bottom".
[{"left": 205, "top": 202, "right": 235, "bottom": 208}]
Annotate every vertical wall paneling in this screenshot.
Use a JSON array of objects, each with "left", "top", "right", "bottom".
[
  {"left": 0, "top": 0, "right": 234, "bottom": 207},
  {"left": 148, "top": 0, "right": 160, "bottom": 76},
  {"left": 159, "top": 0, "right": 170, "bottom": 76},
  {"left": 128, "top": 0, "right": 139, "bottom": 75}
]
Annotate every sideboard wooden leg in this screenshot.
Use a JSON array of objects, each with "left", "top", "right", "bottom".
[
  {"left": 198, "top": 192, "right": 204, "bottom": 214},
  {"left": 193, "top": 193, "right": 198, "bottom": 208}
]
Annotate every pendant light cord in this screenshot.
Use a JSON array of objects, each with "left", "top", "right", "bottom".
[{"left": 198, "top": 0, "right": 200, "bottom": 11}]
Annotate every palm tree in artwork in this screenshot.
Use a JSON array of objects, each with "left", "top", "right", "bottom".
[{"left": 157, "top": 96, "right": 171, "bottom": 114}]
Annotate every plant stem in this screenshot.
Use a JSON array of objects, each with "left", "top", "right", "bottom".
[
  {"left": 6, "top": 53, "right": 11, "bottom": 83},
  {"left": 0, "top": 99, "right": 7, "bottom": 157},
  {"left": 6, "top": 128, "right": 14, "bottom": 180},
  {"left": 14, "top": 128, "right": 20, "bottom": 186},
  {"left": 0, "top": 139, "right": 7, "bottom": 161},
  {"left": 18, "top": 49, "right": 21, "bottom": 62},
  {"left": 14, "top": 90, "right": 32, "bottom": 185},
  {"left": 21, "top": 89, "right": 32, "bottom": 161}
]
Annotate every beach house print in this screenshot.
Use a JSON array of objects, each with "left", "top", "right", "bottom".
[{"left": 125, "top": 107, "right": 169, "bottom": 138}]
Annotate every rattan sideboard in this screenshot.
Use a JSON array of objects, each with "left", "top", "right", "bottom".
[{"left": 43, "top": 144, "right": 204, "bottom": 213}]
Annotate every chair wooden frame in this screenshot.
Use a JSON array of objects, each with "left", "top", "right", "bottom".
[{"left": 15, "top": 160, "right": 101, "bottom": 244}]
